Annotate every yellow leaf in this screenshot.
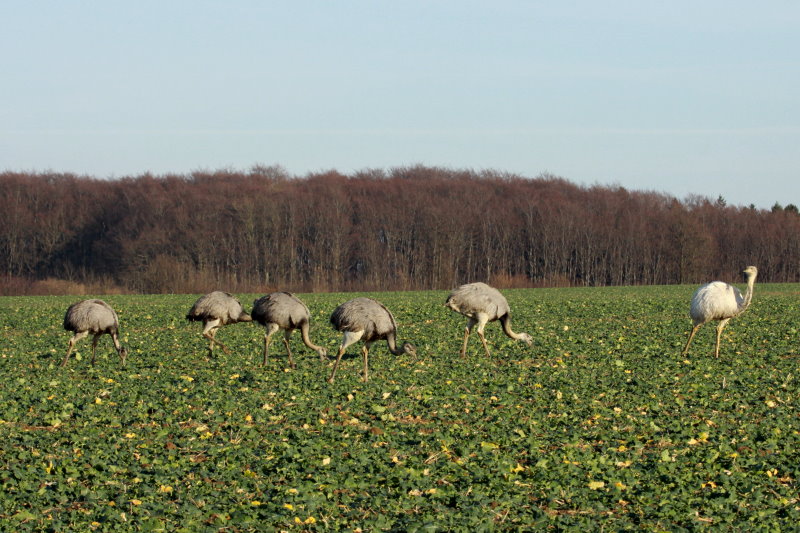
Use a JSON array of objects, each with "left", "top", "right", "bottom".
[
  {"left": 130, "top": 499, "right": 142, "bottom": 506},
  {"left": 158, "top": 485, "right": 173, "bottom": 493},
  {"left": 588, "top": 481, "right": 605, "bottom": 490}
]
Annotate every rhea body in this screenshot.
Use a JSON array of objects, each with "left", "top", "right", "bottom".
[
  {"left": 682, "top": 266, "right": 758, "bottom": 358},
  {"left": 328, "top": 297, "right": 417, "bottom": 383},
  {"left": 62, "top": 299, "right": 127, "bottom": 367},
  {"left": 251, "top": 292, "right": 327, "bottom": 367},
  {"left": 186, "top": 291, "right": 252, "bottom": 355},
  {"left": 445, "top": 282, "right": 533, "bottom": 357}
]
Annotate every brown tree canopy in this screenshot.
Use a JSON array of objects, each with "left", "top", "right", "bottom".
[{"left": 1, "top": 166, "right": 797, "bottom": 295}]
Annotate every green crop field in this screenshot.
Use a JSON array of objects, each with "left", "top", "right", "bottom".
[{"left": 1, "top": 285, "right": 798, "bottom": 531}]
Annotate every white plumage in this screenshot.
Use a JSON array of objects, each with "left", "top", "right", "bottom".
[
  {"left": 251, "top": 292, "right": 327, "bottom": 367},
  {"left": 445, "top": 282, "right": 533, "bottom": 357},
  {"left": 682, "top": 266, "right": 758, "bottom": 358},
  {"left": 62, "top": 299, "right": 127, "bottom": 366},
  {"left": 327, "top": 297, "right": 417, "bottom": 383}
]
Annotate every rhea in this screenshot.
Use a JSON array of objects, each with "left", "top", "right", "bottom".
[
  {"left": 445, "top": 282, "right": 533, "bottom": 357},
  {"left": 62, "top": 299, "right": 128, "bottom": 367},
  {"left": 251, "top": 292, "right": 328, "bottom": 367},
  {"left": 682, "top": 266, "right": 758, "bottom": 358},
  {"left": 186, "top": 291, "right": 252, "bottom": 355},
  {"left": 328, "top": 297, "right": 417, "bottom": 383}
]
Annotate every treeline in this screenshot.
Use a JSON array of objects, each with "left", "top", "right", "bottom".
[{"left": 1, "top": 165, "right": 798, "bottom": 295}]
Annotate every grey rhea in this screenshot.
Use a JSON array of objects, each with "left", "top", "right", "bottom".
[
  {"left": 445, "top": 282, "right": 533, "bottom": 357},
  {"left": 251, "top": 292, "right": 327, "bottom": 367},
  {"left": 328, "top": 297, "right": 417, "bottom": 383},
  {"left": 682, "top": 266, "right": 758, "bottom": 358},
  {"left": 62, "top": 299, "right": 127, "bottom": 367},
  {"left": 186, "top": 291, "right": 252, "bottom": 355}
]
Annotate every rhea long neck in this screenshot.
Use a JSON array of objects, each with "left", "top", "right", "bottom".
[
  {"left": 500, "top": 314, "right": 524, "bottom": 340},
  {"left": 738, "top": 274, "right": 757, "bottom": 314}
]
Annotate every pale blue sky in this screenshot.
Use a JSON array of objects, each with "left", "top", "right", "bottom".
[{"left": 2, "top": 1, "right": 798, "bottom": 208}]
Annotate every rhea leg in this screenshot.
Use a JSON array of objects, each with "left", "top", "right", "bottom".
[
  {"left": 328, "top": 330, "right": 364, "bottom": 383},
  {"left": 203, "top": 319, "right": 230, "bottom": 355},
  {"left": 262, "top": 323, "right": 280, "bottom": 366},
  {"left": 282, "top": 329, "right": 296, "bottom": 368},
  {"left": 460, "top": 318, "right": 476, "bottom": 357},
  {"left": 475, "top": 314, "right": 491, "bottom": 357},
  {"left": 90, "top": 334, "right": 101, "bottom": 365},
  {"left": 62, "top": 331, "right": 89, "bottom": 367},
  {"left": 361, "top": 342, "right": 373, "bottom": 382},
  {"left": 714, "top": 318, "right": 730, "bottom": 358},
  {"left": 682, "top": 323, "right": 702, "bottom": 356}
]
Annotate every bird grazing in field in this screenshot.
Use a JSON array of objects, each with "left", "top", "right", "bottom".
[
  {"left": 186, "top": 291, "right": 252, "bottom": 355},
  {"left": 62, "top": 299, "right": 127, "bottom": 367},
  {"left": 682, "top": 266, "right": 758, "bottom": 358},
  {"left": 445, "top": 282, "right": 533, "bottom": 357},
  {"left": 328, "top": 297, "right": 417, "bottom": 383},
  {"left": 251, "top": 292, "right": 328, "bottom": 367}
]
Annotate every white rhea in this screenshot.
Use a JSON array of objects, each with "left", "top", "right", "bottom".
[
  {"left": 445, "top": 282, "right": 533, "bottom": 357},
  {"left": 682, "top": 266, "right": 758, "bottom": 358}
]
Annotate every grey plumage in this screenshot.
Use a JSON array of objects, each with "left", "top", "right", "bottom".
[
  {"left": 327, "top": 297, "right": 417, "bottom": 383},
  {"left": 445, "top": 282, "right": 533, "bottom": 357},
  {"left": 252, "top": 292, "right": 327, "bottom": 367},
  {"left": 682, "top": 266, "right": 758, "bottom": 358},
  {"left": 62, "top": 299, "right": 127, "bottom": 367},
  {"left": 186, "top": 291, "right": 252, "bottom": 355}
]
